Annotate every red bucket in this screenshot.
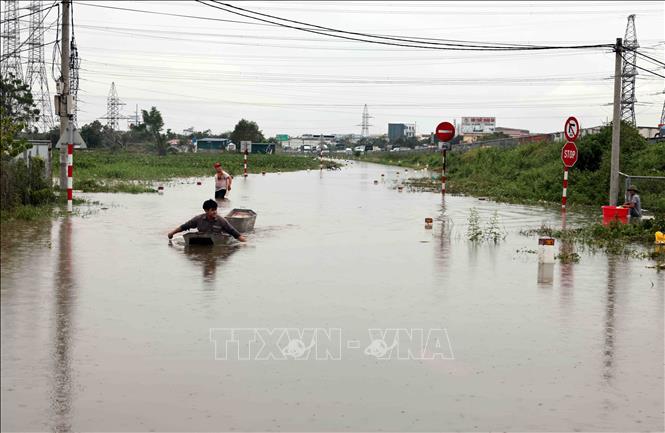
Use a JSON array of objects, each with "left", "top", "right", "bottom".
[{"left": 602, "top": 206, "right": 629, "bottom": 225}]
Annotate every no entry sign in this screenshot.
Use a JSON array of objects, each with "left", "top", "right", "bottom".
[
  {"left": 564, "top": 116, "right": 580, "bottom": 142},
  {"left": 435, "top": 122, "right": 455, "bottom": 142},
  {"left": 561, "top": 141, "right": 578, "bottom": 167}
]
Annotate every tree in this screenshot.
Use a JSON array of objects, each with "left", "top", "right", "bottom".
[
  {"left": 141, "top": 106, "right": 164, "bottom": 135},
  {"left": 230, "top": 119, "right": 265, "bottom": 144},
  {"left": 0, "top": 73, "right": 40, "bottom": 157},
  {"left": 80, "top": 120, "right": 105, "bottom": 148}
]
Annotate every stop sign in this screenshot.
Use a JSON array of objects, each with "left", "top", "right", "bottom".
[
  {"left": 561, "top": 141, "right": 578, "bottom": 167},
  {"left": 435, "top": 121, "right": 455, "bottom": 142}
]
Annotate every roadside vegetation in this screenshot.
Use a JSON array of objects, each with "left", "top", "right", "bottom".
[
  {"left": 357, "top": 123, "right": 665, "bottom": 212},
  {"left": 63, "top": 151, "right": 332, "bottom": 193},
  {"left": 521, "top": 215, "right": 665, "bottom": 265}
]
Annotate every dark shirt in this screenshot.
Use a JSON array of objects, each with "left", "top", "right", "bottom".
[
  {"left": 629, "top": 194, "right": 642, "bottom": 218},
  {"left": 180, "top": 213, "right": 242, "bottom": 239}
]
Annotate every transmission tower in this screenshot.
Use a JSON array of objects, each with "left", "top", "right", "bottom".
[
  {"left": 359, "top": 104, "right": 372, "bottom": 137},
  {"left": 660, "top": 97, "right": 665, "bottom": 126},
  {"left": 105, "top": 82, "right": 125, "bottom": 130},
  {"left": 25, "top": 0, "right": 55, "bottom": 132},
  {"left": 620, "top": 14, "right": 639, "bottom": 125},
  {"left": 1, "top": 0, "right": 24, "bottom": 81}
]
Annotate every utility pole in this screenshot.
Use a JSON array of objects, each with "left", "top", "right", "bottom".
[
  {"left": 609, "top": 38, "right": 622, "bottom": 206},
  {"left": 59, "top": 0, "right": 71, "bottom": 191}
]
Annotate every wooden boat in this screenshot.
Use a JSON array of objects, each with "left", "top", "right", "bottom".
[{"left": 224, "top": 208, "right": 257, "bottom": 233}]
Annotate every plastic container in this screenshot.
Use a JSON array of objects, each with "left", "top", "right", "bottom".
[{"left": 602, "top": 205, "right": 629, "bottom": 225}]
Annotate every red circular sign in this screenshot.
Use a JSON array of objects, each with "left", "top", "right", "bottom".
[
  {"left": 435, "top": 121, "right": 455, "bottom": 142},
  {"left": 561, "top": 141, "right": 578, "bottom": 167},
  {"left": 564, "top": 116, "right": 580, "bottom": 142}
]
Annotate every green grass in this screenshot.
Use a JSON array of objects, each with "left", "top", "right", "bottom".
[
  {"left": 53, "top": 151, "right": 335, "bottom": 192},
  {"left": 522, "top": 215, "right": 665, "bottom": 258},
  {"left": 357, "top": 125, "right": 665, "bottom": 212}
]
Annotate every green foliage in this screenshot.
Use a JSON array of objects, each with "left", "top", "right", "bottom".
[
  {"left": 141, "top": 106, "right": 164, "bottom": 135},
  {"left": 0, "top": 73, "right": 40, "bottom": 157},
  {"left": 1, "top": 157, "right": 55, "bottom": 210},
  {"left": 230, "top": 119, "right": 265, "bottom": 144},
  {"left": 466, "top": 208, "right": 506, "bottom": 243},
  {"left": 51, "top": 150, "right": 329, "bottom": 192},
  {"left": 466, "top": 208, "right": 483, "bottom": 242},
  {"left": 530, "top": 214, "right": 665, "bottom": 256},
  {"left": 359, "top": 124, "right": 665, "bottom": 212}
]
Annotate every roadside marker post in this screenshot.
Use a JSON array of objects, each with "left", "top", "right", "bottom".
[{"left": 435, "top": 121, "right": 455, "bottom": 195}]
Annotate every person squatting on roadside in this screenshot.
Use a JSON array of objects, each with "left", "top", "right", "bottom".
[
  {"left": 622, "top": 185, "right": 642, "bottom": 219},
  {"left": 168, "top": 199, "right": 246, "bottom": 242}
]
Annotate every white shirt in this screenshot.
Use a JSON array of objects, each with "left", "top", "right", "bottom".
[{"left": 215, "top": 171, "right": 231, "bottom": 191}]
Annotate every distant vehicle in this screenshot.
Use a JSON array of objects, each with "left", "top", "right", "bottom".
[
  {"left": 353, "top": 145, "right": 365, "bottom": 153},
  {"left": 390, "top": 147, "right": 401, "bottom": 152},
  {"left": 302, "top": 145, "right": 312, "bottom": 152},
  {"left": 344, "top": 148, "right": 353, "bottom": 155}
]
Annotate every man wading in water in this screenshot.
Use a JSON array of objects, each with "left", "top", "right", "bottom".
[
  {"left": 214, "top": 162, "right": 233, "bottom": 200},
  {"left": 168, "top": 199, "right": 247, "bottom": 242}
]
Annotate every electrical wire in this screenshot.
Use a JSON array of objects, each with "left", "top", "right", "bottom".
[
  {"left": 210, "top": 1, "right": 541, "bottom": 49},
  {"left": 0, "top": 0, "right": 58, "bottom": 62},
  {"left": 198, "top": 0, "right": 615, "bottom": 52},
  {"left": 621, "top": 54, "right": 665, "bottom": 79},
  {"left": 0, "top": 4, "right": 52, "bottom": 24},
  {"left": 75, "top": 2, "right": 277, "bottom": 27},
  {"left": 632, "top": 50, "right": 665, "bottom": 67}
]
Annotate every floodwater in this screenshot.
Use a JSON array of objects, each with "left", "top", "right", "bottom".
[{"left": 1, "top": 161, "right": 663, "bottom": 432}]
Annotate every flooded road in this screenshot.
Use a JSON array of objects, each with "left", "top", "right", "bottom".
[{"left": 1, "top": 162, "right": 663, "bottom": 432}]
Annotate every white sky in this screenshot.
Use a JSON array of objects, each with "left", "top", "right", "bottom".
[{"left": 27, "top": 1, "right": 665, "bottom": 136}]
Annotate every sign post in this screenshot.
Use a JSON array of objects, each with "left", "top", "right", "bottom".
[
  {"left": 435, "top": 121, "right": 455, "bottom": 195},
  {"left": 560, "top": 141, "right": 579, "bottom": 210},
  {"left": 560, "top": 117, "right": 580, "bottom": 210}
]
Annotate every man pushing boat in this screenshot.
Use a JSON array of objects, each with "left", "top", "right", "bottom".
[{"left": 168, "top": 199, "right": 247, "bottom": 242}]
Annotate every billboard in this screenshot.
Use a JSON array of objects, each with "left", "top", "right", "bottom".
[{"left": 461, "top": 117, "right": 496, "bottom": 134}]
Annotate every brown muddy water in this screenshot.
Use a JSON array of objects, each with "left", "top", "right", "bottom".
[{"left": 1, "top": 162, "right": 663, "bottom": 432}]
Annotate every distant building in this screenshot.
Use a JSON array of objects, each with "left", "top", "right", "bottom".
[
  {"left": 495, "top": 127, "right": 530, "bottom": 138},
  {"left": 388, "top": 123, "right": 415, "bottom": 143},
  {"left": 195, "top": 138, "right": 234, "bottom": 152}
]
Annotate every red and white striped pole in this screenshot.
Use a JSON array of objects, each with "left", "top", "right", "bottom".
[
  {"left": 561, "top": 166, "right": 568, "bottom": 211},
  {"left": 67, "top": 143, "right": 73, "bottom": 212},
  {"left": 319, "top": 148, "right": 323, "bottom": 171},
  {"left": 441, "top": 149, "right": 447, "bottom": 195},
  {"left": 243, "top": 149, "right": 248, "bottom": 177}
]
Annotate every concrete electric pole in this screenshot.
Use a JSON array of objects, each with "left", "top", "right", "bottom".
[
  {"left": 609, "top": 38, "right": 623, "bottom": 206},
  {"left": 59, "top": 0, "right": 71, "bottom": 191}
]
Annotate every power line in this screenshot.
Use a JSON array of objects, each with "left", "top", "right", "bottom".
[
  {"left": 0, "top": 4, "right": 51, "bottom": 24},
  {"left": 0, "top": 1, "right": 57, "bottom": 62},
  {"left": 210, "top": 1, "right": 541, "bottom": 49},
  {"left": 75, "top": 2, "right": 277, "bottom": 27},
  {"left": 621, "top": 55, "right": 665, "bottom": 79},
  {"left": 632, "top": 49, "right": 665, "bottom": 67},
  {"left": 198, "top": 1, "right": 614, "bottom": 52}
]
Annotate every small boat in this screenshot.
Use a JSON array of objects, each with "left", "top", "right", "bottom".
[
  {"left": 224, "top": 208, "right": 257, "bottom": 233},
  {"left": 183, "top": 232, "right": 231, "bottom": 246}
]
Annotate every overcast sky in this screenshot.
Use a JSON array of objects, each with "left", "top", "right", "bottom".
[{"left": 31, "top": 1, "right": 665, "bottom": 136}]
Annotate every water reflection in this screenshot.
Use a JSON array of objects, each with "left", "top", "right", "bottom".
[
  {"left": 603, "top": 255, "right": 617, "bottom": 384},
  {"left": 51, "top": 217, "right": 75, "bottom": 433},
  {"left": 559, "top": 212, "right": 575, "bottom": 291},
  {"left": 181, "top": 244, "right": 241, "bottom": 283},
  {"left": 434, "top": 200, "right": 451, "bottom": 271},
  {"left": 537, "top": 263, "right": 554, "bottom": 285}
]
